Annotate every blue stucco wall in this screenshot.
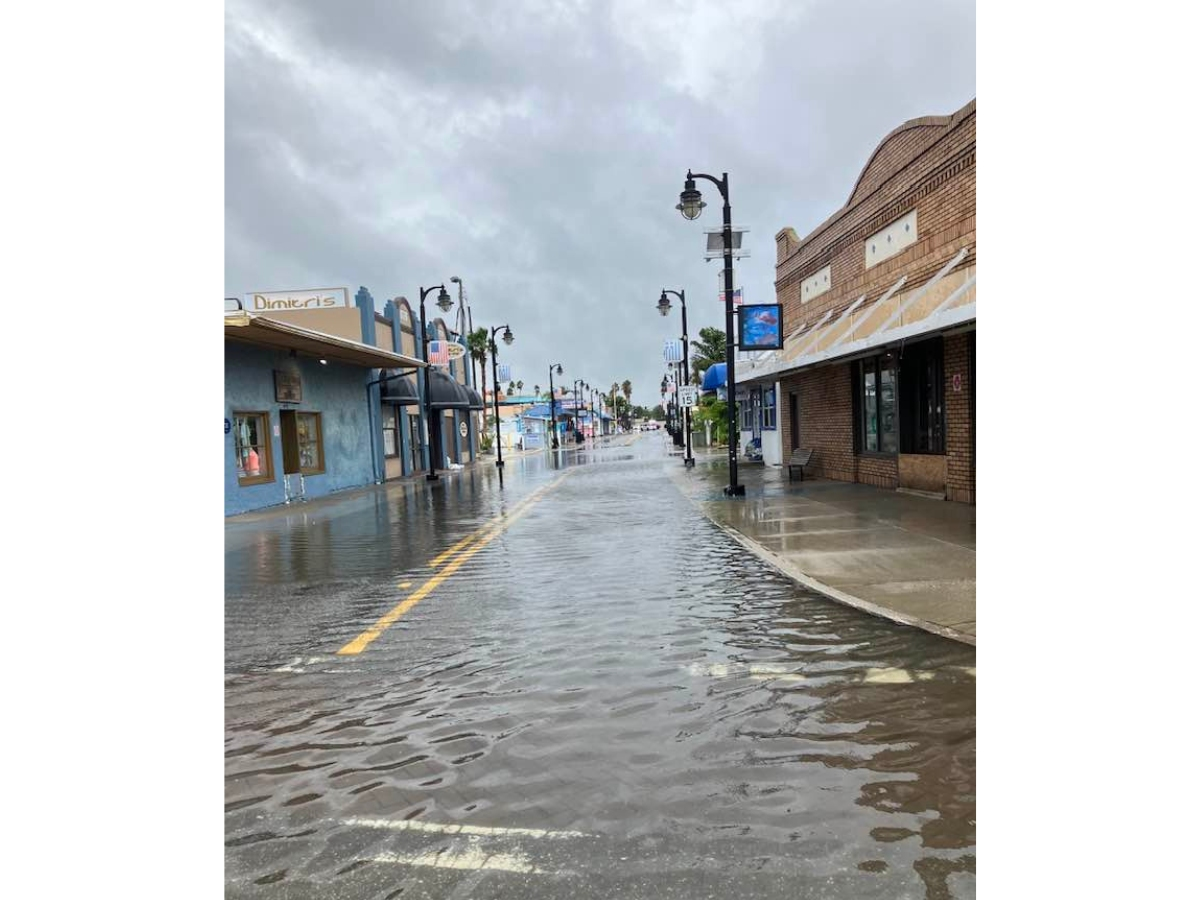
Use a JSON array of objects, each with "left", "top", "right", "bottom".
[{"left": 225, "top": 343, "right": 375, "bottom": 516}]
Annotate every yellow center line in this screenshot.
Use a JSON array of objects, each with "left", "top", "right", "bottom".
[
  {"left": 425, "top": 481, "right": 555, "bottom": 569},
  {"left": 338, "top": 473, "right": 570, "bottom": 657}
]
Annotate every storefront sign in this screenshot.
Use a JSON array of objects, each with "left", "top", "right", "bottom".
[
  {"left": 274, "top": 370, "right": 302, "bottom": 403},
  {"left": 953, "top": 373, "right": 962, "bottom": 393},
  {"left": 459, "top": 421, "right": 468, "bottom": 438},
  {"left": 224, "top": 418, "right": 231, "bottom": 434},
  {"left": 245, "top": 288, "right": 350, "bottom": 312},
  {"left": 738, "top": 304, "right": 783, "bottom": 350}
]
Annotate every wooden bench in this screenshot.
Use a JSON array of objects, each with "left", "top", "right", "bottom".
[{"left": 788, "top": 449, "right": 815, "bottom": 482}]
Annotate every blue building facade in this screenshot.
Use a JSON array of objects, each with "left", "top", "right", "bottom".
[{"left": 224, "top": 343, "right": 377, "bottom": 516}]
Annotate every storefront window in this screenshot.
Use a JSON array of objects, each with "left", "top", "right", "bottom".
[
  {"left": 382, "top": 406, "right": 398, "bottom": 457},
  {"left": 233, "top": 412, "right": 273, "bottom": 486},
  {"left": 740, "top": 395, "right": 756, "bottom": 431},
  {"left": 762, "top": 387, "right": 777, "bottom": 430},
  {"left": 858, "top": 355, "right": 897, "bottom": 455},
  {"left": 296, "top": 412, "right": 324, "bottom": 474}
]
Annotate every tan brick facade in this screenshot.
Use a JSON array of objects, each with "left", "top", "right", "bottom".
[
  {"left": 770, "top": 98, "right": 976, "bottom": 503},
  {"left": 943, "top": 331, "right": 975, "bottom": 503}
]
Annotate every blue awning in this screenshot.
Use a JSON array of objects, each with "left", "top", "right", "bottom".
[{"left": 701, "top": 363, "right": 727, "bottom": 391}]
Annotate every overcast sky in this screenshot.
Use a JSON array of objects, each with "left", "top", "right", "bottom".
[{"left": 226, "top": 0, "right": 975, "bottom": 407}]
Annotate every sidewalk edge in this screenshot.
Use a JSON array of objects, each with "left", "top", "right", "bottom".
[{"left": 669, "top": 470, "right": 977, "bottom": 648}]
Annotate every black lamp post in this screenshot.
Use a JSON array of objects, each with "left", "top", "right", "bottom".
[
  {"left": 658, "top": 289, "right": 694, "bottom": 467},
  {"left": 489, "top": 324, "right": 515, "bottom": 468},
  {"left": 677, "top": 171, "right": 743, "bottom": 496},
  {"left": 573, "top": 379, "right": 585, "bottom": 443},
  {"left": 419, "top": 283, "right": 454, "bottom": 481},
  {"left": 548, "top": 362, "right": 563, "bottom": 449}
]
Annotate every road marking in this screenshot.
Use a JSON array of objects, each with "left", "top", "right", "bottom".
[
  {"left": 337, "top": 474, "right": 569, "bottom": 656},
  {"left": 398, "top": 581, "right": 411, "bottom": 589},
  {"left": 373, "top": 844, "right": 541, "bottom": 873},
  {"left": 428, "top": 532, "right": 483, "bottom": 569},
  {"left": 344, "top": 817, "right": 588, "bottom": 839},
  {"left": 687, "top": 662, "right": 976, "bottom": 684}
]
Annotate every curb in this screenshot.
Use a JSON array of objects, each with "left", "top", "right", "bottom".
[{"left": 667, "top": 467, "right": 977, "bottom": 648}]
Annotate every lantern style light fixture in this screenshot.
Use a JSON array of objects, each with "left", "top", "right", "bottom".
[
  {"left": 502, "top": 326, "right": 514, "bottom": 346},
  {"left": 436, "top": 287, "right": 453, "bottom": 313},
  {"left": 657, "top": 292, "right": 672, "bottom": 316},
  {"left": 676, "top": 177, "right": 705, "bottom": 220}
]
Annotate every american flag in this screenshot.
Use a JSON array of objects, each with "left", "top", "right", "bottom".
[{"left": 428, "top": 340, "right": 449, "bottom": 366}]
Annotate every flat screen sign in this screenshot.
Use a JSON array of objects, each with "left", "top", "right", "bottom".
[{"left": 738, "top": 304, "right": 783, "bottom": 350}]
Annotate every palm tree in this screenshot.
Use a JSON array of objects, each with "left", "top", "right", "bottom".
[
  {"left": 516, "top": 380, "right": 524, "bottom": 394},
  {"left": 621, "top": 380, "right": 632, "bottom": 403},
  {"left": 690, "top": 327, "right": 726, "bottom": 377},
  {"left": 466, "top": 327, "right": 490, "bottom": 442},
  {"left": 533, "top": 384, "right": 540, "bottom": 398}
]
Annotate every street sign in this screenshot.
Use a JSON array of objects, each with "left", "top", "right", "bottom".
[{"left": 678, "top": 386, "right": 699, "bottom": 407}]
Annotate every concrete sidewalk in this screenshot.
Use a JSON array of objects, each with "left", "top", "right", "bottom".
[{"left": 671, "top": 453, "right": 975, "bottom": 645}]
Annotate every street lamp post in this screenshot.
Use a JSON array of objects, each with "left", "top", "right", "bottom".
[
  {"left": 573, "top": 379, "right": 585, "bottom": 443},
  {"left": 419, "top": 283, "right": 454, "bottom": 481},
  {"left": 548, "top": 362, "right": 564, "bottom": 450},
  {"left": 677, "top": 170, "right": 744, "bottom": 495},
  {"left": 489, "top": 324, "right": 515, "bottom": 468},
  {"left": 657, "top": 289, "right": 695, "bottom": 467}
]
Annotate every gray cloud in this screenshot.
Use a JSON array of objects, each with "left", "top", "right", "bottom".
[{"left": 227, "top": 0, "right": 974, "bottom": 406}]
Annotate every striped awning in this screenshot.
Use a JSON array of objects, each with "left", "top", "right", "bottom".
[{"left": 738, "top": 246, "right": 975, "bottom": 384}]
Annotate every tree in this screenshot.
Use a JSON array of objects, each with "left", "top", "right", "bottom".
[
  {"left": 467, "top": 328, "right": 491, "bottom": 443},
  {"left": 533, "top": 384, "right": 540, "bottom": 398},
  {"left": 621, "top": 380, "right": 632, "bottom": 404},
  {"left": 691, "top": 327, "right": 726, "bottom": 377},
  {"left": 516, "top": 380, "right": 524, "bottom": 393}
]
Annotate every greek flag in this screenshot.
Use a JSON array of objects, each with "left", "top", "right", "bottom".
[{"left": 498, "top": 364, "right": 511, "bottom": 383}]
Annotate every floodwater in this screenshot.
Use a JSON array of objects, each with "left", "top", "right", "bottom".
[{"left": 225, "top": 436, "right": 975, "bottom": 899}]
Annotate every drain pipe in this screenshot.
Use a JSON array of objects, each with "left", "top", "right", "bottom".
[{"left": 366, "top": 368, "right": 419, "bottom": 484}]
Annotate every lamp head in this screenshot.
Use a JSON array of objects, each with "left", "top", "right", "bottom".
[
  {"left": 502, "top": 326, "right": 514, "bottom": 346},
  {"left": 677, "top": 177, "right": 705, "bottom": 220},
  {"left": 436, "top": 287, "right": 453, "bottom": 312},
  {"left": 657, "top": 292, "right": 671, "bottom": 316}
]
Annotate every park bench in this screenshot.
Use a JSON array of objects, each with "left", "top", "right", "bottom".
[{"left": 788, "top": 449, "right": 815, "bottom": 482}]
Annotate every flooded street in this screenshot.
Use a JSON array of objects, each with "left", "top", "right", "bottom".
[{"left": 226, "top": 436, "right": 975, "bottom": 898}]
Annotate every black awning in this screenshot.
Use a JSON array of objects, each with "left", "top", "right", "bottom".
[
  {"left": 426, "top": 367, "right": 471, "bottom": 409},
  {"left": 381, "top": 372, "right": 420, "bottom": 405},
  {"left": 465, "top": 387, "right": 485, "bottom": 411}
]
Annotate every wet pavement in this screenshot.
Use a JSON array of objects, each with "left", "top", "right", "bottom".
[
  {"left": 226, "top": 435, "right": 976, "bottom": 899},
  {"left": 672, "top": 454, "right": 977, "bottom": 644}
]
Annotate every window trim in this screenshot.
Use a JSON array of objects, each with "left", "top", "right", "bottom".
[
  {"left": 233, "top": 411, "right": 275, "bottom": 487},
  {"left": 296, "top": 411, "right": 325, "bottom": 475},
  {"left": 382, "top": 405, "right": 400, "bottom": 458},
  {"left": 762, "top": 386, "right": 777, "bottom": 430},
  {"left": 854, "top": 355, "right": 899, "bottom": 459}
]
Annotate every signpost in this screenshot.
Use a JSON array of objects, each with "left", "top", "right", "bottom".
[{"left": 678, "top": 386, "right": 699, "bottom": 407}]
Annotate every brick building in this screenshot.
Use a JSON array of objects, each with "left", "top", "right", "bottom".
[{"left": 738, "top": 98, "right": 976, "bottom": 502}]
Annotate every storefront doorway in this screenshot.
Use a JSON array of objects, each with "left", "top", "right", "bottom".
[
  {"left": 408, "top": 413, "right": 423, "bottom": 474},
  {"left": 897, "top": 337, "right": 947, "bottom": 495}
]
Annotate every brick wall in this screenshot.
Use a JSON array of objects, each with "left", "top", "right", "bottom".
[
  {"left": 944, "top": 331, "right": 975, "bottom": 503},
  {"left": 772, "top": 98, "right": 976, "bottom": 504},
  {"left": 775, "top": 100, "right": 976, "bottom": 338}
]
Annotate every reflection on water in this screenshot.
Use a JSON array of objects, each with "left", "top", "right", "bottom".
[{"left": 226, "top": 441, "right": 974, "bottom": 896}]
